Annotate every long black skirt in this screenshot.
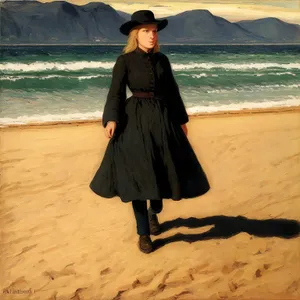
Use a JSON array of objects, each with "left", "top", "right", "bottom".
[{"left": 89, "top": 96, "right": 210, "bottom": 203}]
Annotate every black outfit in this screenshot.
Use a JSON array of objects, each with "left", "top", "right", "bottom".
[{"left": 89, "top": 46, "right": 210, "bottom": 204}]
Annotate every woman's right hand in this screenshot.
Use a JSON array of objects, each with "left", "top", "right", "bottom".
[{"left": 105, "top": 121, "right": 117, "bottom": 139}]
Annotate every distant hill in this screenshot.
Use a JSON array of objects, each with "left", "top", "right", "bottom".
[
  {"left": 0, "top": 1, "right": 125, "bottom": 43},
  {"left": 235, "top": 17, "right": 300, "bottom": 43},
  {"left": 157, "top": 9, "right": 266, "bottom": 43},
  {"left": 116, "top": 10, "right": 131, "bottom": 21},
  {"left": 1, "top": 1, "right": 299, "bottom": 44}
]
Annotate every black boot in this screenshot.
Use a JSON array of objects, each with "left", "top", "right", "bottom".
[
  {"left": 148, "top": 210, "right": 161, "bottom": 235},
  {"left": 138, "top": 235, "right": 153, "bottom": 253}
]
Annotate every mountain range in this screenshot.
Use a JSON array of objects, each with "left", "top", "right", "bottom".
[{"left": 1, "top": 0, "right": 300, "bottom": 44}]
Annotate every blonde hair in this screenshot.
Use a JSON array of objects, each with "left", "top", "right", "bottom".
[{"left": 121, "top": 24, "right": 160, "bottom": 54}]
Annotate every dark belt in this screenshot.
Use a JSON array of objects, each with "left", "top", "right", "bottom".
[{"left": 132, "top": 91, "right": 156, "bottom": 98}]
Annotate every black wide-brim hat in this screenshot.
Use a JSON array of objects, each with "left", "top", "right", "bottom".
[{"left": 119, "top": 10, "right": 168, "bottom": 36}]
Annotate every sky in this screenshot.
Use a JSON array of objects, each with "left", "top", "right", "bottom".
[{"left": 25, "top": 0, "right": 300, "bottom": 24}]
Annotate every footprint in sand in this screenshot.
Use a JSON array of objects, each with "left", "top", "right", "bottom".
[
  {"left": 221, "top": 261, "right": 248, "bottom": 274},
  {"left": 42, "top": 264, "right": 76, "bottom": 280},
  {"left": 100, "top": 267, "right": 111, "bottom": 276}
]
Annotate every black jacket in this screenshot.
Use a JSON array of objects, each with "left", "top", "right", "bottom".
[{"left": 102, "top": 46, "right": 189, "bottom": 128}]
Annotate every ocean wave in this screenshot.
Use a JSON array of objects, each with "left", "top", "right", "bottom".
[
  {"left": 187, "top": 98, "right": 300, "bottom": 114},
  {"left": 0, "top": 111, "right": 103, "bottom": 126},
  {"left": 177, "top": 71, "right": 297, "bottom": 78},
  {"left": 178, "top": 73, "right": 219, "bottom": 78},
  {"left": 1, "top": 71, "right": 296, "bottom": 82},
  {"left": 0, "top": 61, "right": 114, "bottom": 72},
  {"left": 0, "top": 74, "right": 111, "bottom": 81},
  {"left": 172, "top": 62, "right": 300, "bottom": 71},
  {"left": 255, "top": 72, "right": 297, "bottom": 77},
  {"left": 1, "top": 98, "right": 299, "bottom": 127},
  {"left": 206, "top": 83, "right": 300, "bottom": 93},
  {"left": 1, "top": 60, "right": 300, "bottom": 73}
]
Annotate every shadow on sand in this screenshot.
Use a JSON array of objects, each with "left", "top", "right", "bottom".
[{"left": 152, "top": 215, "right": 300, "bottom": 250}]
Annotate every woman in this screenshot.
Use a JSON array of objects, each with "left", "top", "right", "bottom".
[{"left": 89, "top": 10, "right": 210, "bottom": 254}]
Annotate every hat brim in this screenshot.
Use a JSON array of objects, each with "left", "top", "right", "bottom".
[{"left": 119, "top": 19, "right": 168, "bottom": 36}]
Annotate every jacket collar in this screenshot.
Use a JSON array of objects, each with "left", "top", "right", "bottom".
[{"left": 134, "top": 46, "right": 154, "bottom": 56}]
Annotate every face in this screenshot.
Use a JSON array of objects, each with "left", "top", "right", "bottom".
[{"left": 137, "top": 24, "right": 158, "bottom": 51}]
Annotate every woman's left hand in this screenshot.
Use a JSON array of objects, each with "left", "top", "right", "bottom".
[{"left": 181, "top": 124, "right": 188, "bottom": 136}]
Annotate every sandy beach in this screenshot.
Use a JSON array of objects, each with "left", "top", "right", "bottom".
[{"left": 0, "top": 107, "right": 300, "bottom": 300}]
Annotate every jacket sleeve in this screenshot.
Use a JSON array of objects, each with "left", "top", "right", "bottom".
[
  {"left": 164, "top": 55, "right": 189, "bottom": 125},
  {"left": 102, "top": 55, "right": 127, "bottom": 128}
]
